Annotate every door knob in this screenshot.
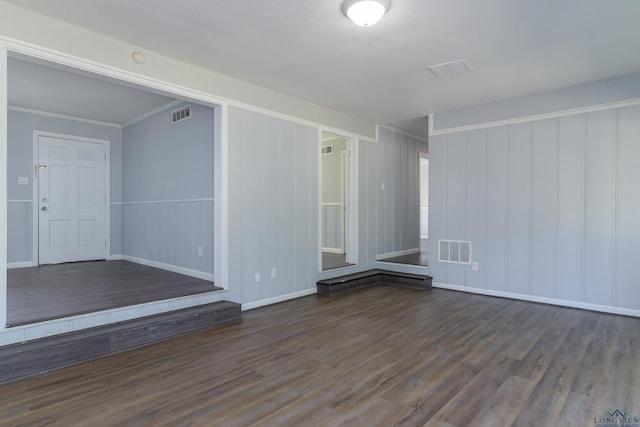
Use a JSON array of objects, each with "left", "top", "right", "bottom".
[{"left": 41, "top": 206, "right": 47, "bottom": 211}]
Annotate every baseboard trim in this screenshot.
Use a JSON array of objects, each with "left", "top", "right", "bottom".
[
  {"left": 376, "top": 248, "right": 420, "bottom": 260},
  {"left": 107, "top": 254, "right": 123, "bottom": 261},
  {"left": 7, "top": 261, "right": 36, "bottom": 269},
  {"left": 433, "top": 282, "right": 640, "bottom": 318},
  {"left": 121, "top": 255, "right": 214, "bottom": 282},
  {"left": 242, "top": 288, "right": 317, "bottom": 311}
]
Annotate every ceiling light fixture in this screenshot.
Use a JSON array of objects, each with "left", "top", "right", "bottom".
[
  {"left": 342, "top": 0, "right": 390, "bottom": 27},
  {"left": 131, "top": 51, "right": 146, "bottom": 65}
]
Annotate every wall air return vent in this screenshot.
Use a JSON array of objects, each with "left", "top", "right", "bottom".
[
  {"left": 322, "top": 145, "right": 334, "bottom": 155},
  {"left": 171, "top": 104, "right": 191, "bottom": 124},
  {"left": 438, "top": 239, "right": 472, "bottom": 264}
]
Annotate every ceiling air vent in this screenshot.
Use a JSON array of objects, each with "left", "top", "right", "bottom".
[
  {"left": 438, "top": 239, "right": 472, "bottom": 264},
  {"left": 171, "top": 104, "right": 191, "bottom": 124},
  {"left": 322, "top": 145, "right": 334, "bottom": 155},
  {"left": 427, "top": 60, "right": 472, "bottom": 78}
]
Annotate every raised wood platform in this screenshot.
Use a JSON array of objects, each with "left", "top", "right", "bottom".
[
  {"left": 0, "top": 301, "right": 241, "bottom": 384},
  {"left": 8, "top": 260, "right": 221, "bottom": 326},
  {"left": 316, "top": 269, "right": 432, "bottom": 296}
]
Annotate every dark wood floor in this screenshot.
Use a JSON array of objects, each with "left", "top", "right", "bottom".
[
  {"left": 322, "top": 252, "right": 354, "bottom": 270},
  {"left": 2, "top": 286, "right": 638, "bottom": 426},
  {"left": 7, "top": 261, "right": 221, "bottom": 326},
  {"left": 378, "top": 250, "right": 429, "bottom": 266}
]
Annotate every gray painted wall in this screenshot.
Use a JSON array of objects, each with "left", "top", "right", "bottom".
[
  {"left": 227, "top": 107, "right": 320, "bottom": 303},
  {"left": 225, "top": 107, "right": 431, "bottom": 306},
  {"left": 7, "top": 109, "right": 123, "bottom": 262},
  {"left": 433, "top": 73, "right": 640, "bottom": 132},
  {"left": 371, "top": 127, "right": 427, "bottom": 256},
  {"left": 122, "top": 103, "right": 214, "bottom": 202},
  {"left": 121, "top": 102, "right": 214, "bottom": 274},
  {"left": 429, "top": 105, "right": 640, "bottom": 311}
]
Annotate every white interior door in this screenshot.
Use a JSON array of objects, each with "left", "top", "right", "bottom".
[{"left": 38, "top": 135, "right": 107, "bottom": 264}]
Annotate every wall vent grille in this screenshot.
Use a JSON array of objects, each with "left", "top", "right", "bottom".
[
  {"left": 322, "top": 145, "right": 334, "bottom": 155},
  {"left": 427, "top": 60, "right": 473, "bottom": 78},
  {"left": 171, "top": 104, "right": 191, "bottom": 123},
  {"left": 438, "top": 239, "right": 472, "bottom": 264}
]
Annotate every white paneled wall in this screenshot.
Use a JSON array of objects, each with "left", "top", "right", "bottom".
[
  {"left": 228, "top": 107, "right": 320, "bottom": 305},
  {"left": 429, "top": 105, "right": 640, "bottom": 313},
  {"left": 7, "top": 200, "right": 32, "bottom": 264},
  {"left": 374, "top": 127, "right": 426, "bottom": 257},
  {"left": 120, "top": 200, "right": 214, "bottom": 275}
]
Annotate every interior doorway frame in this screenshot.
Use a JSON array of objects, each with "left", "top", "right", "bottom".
[
  {"left": 419, "top": 152, "right": 429, "bottom": 241},
  {"left": 32, "top": 131, "right": 111, "bottom": 266},
  {"left": 319, "top": 130, "right": 358, "bottom": 270},
  {"left": 0, "top": 39, "right": 229, "bottom": 334}
]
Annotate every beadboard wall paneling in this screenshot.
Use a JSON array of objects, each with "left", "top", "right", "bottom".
[
  {"left": 483, "top": 127, "right": 508, "bottom": 292},
  {"left": 228, "top": 109, "right": 428, "bottom": 304},
  {"left": 444, "top": 132, "right": 467, "bottom": 285},
  {"left": 617, "top": 105, "right": 640, "bottom": 308},
  {"left": 7, "top": 201, "right": 32, "bottom": 264},
  {"left": 228, "top": 107, "right": 319, "bottom": 304},
  {"left": 556, "top": 114, "right": 584, "bottom": 302},
  {"left": 121, "top": 200, "right": 214, "bottom": 275},
  {"left": 121, "top": 102, "right": 215, "bottom": 276},
  {"left": 376, "top": 127, "right": 426, "bottom": 257},
  {"left": 531, "top": 119, "right": 557, "bottom": 299},
  {"left": 584, "top": 110, "right": 615, "bottom": 306},
  {"left": 464, "top": 129, "right": 486, "bottom": 289},
  {"left": 429, "top": 105, "right": 640, "bottom": 312},
  {"left": 358, "top": 139, "right": 379, "bottom": 270},
  {"left": 506, "top": 122, "right": 531, "bottom": 296}
]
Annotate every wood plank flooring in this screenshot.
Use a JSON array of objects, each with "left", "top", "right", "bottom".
[
  {"left": 1, "top": 286, "right": 638, "bottom": 426},
  {"left": 7, "top": 261, "right": 221, "bottom": 326},
  {"left": 378, "top": 250, "right": 429, "bottom": 266},
  {"left": 322, "top": 252, "right": 353, "bottom": 270}
]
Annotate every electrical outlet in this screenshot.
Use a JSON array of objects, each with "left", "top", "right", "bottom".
[
  {"left": 197, "top": 245, "right": 203, "bottom": 256},
  {"left": 254, "top": 273, "right": 260, "bottom": 282},
  {"left": 271, "top": 268, "right": 277, "bottom": 279},
  {"left": 472, "top": 262, "right": 479, "bottom": 271}
]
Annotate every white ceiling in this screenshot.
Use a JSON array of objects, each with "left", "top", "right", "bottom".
[{"left": 5, "top": 0, "right": 640, "bottom": 136}]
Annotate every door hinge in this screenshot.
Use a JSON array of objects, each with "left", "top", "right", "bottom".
[{"left": 35, "top": 164, "right": 47, "bottom": 179}]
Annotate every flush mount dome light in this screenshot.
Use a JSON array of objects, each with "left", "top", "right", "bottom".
[{"left": 343, "top": 0, "right": 390, "bottom": 27}]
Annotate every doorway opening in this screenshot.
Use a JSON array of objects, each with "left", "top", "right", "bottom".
[
  {"left": 376, "top": 151, "right": 429, "bottom": 267},
  {"left": 321, "top": 131, "right": 356, "bottom": 270},
  {"left": 4, "top": 50, "right": 225, "bottom": 327},
  {"left": 419, "top": 152, "right": 429, "bottom": 258}
]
